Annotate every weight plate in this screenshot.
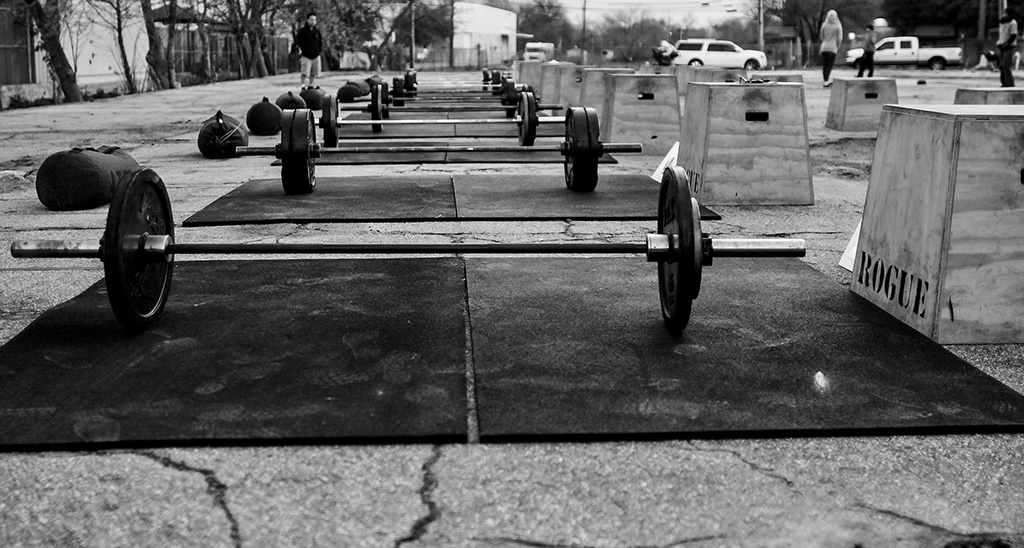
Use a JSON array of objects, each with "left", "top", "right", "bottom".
[
  {"left": 102, "top": 168, "right": 175, "bottom": 333},
  {"left": 657, "top": 166, "right": 701, "bottom": 335},
  {"left": 281, "top": 109, "right": 316, "bottom": 195},
  {"left": 321, "top": 95, "right": 338, "bottom": 147},
  {"left": 518, "top": 91, "right": 537, "bottom": 146},
  {"left": 404, "top": 71, "right": 416, "bottom": 92},
  {"left": 563, "top": 107, "right": 600, "bottom": 192},
  {"left": 381, "top": 83, "right": 390, "bottom": 119},
  {"left": 370, "top": 85, "right": 383, "bottom": 132}
]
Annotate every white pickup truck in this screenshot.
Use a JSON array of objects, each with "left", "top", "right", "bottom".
[{"left": 845, "top": 36, "right": 962, "bottom": 70}]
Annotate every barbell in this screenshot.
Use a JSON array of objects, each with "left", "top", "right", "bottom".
[
  {"left": 237, "top": 105, "right": 642, "bottom": 195},
  {"left": 319, "top": 90, "right": 552, "bottom": 146},
  {"left": 338, "top": 82, "right": 559, "bottom": 120},
  {"left": 10, "top": 166, "right": 805, "bottom": 335}
]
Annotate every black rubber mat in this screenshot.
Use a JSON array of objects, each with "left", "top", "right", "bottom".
[
  {"left": 0, "top": 259, "right": 468, "bottom": 448},
  {"left": 453, "top": 173, "right": 721, "bottom": 221},
  {"left": 467, "top": 257, "right": 1024, "bottom": 441},
  {"left": 182, "top": 174, "right": 455, "bottom": 226},
  {"left": 182, "top": 174, "right": 719, "bottom": 226},
  {"left": 337, "top": 112, "right": 562, "bottom": 139}
]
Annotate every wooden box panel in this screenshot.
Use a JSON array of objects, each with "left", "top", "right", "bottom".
[
  {"left": 954, "top": 87, "right": 1024, "bottom": 105},
  {"left": 558, "top": 65, "right": 595, "bottom": 107},
  {"left": 516, "top": 61, "right": 542, "bottom": 87},
  {"left": 750, "top": 71, "right": 804, "bottom": 83},
  {"left": 638, "top": 65, "right": 697, "bottom": 96},
  {"left": 852, "top": 105, "right": 1024, "bottom": 343},
  {"left": 603, "top": 74, "right": 681, "bottom": 156},
  {"left": 539, "top": 62, "right": 566, "bottom": 104},
  {"left": 579, "top": 68, "right": 635, "bottom": 113},
  {"left": 690, "top": 67, "right": 749, "bottom": 84},
  {"left": 825, "top": 77, "right": 898, "bottom": 132},
  {"left": 679, "top": 83, "right": 813, "bottom": 205}
]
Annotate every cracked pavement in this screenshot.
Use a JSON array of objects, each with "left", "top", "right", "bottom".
[{"left": 2, "top": 69, "right": 1024, "bottom": 546}]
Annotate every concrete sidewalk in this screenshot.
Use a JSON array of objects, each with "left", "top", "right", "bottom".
[{"left": 1, "top": 69, "right": 1023, "bottom": 548}]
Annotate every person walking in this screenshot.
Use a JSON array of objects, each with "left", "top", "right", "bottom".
[
  {"left": 295, "top": 12, "right": 324, "bottom": 89},
  {"left": 997, "top": 8, "right": 1018, "bottom": 87},
  {"left": 857, "top": 24, "right": 878, "bottom": 77},
  {"left": 820, "top": 10, "right": 843, "bottom": 87}
]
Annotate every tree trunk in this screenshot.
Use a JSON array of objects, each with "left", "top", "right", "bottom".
[
  {"left": 113, "top": 0, "right": 137, "bottom": 93},
  {"left": 164, "top": 0, "right": 178, "bottom": 87},
  {"left": 235, "top": 32, "right": 250, "bottom": 78},
  {"left": 191, "top": 0, "right": 212, "bottom": 81},
  {"left": 24, "top": 0, "right": 83, "bottom": 102},
  {"left": 139, "top": 0, "right": 170, "bottom": 89}
]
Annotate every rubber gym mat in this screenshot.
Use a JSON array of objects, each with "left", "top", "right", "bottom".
[
  {"left": 338, "top": 112, "right": 562, "bottom": 139},
  {"left": 453, "top": 173, "right": 722, "bottom": 221},
  {"left": 467, "top": 257, "right": 1024, "bottom": 440},
  {"left": 0, "top": 259, "right": 468, "bottom": 448},
  {"left": 182, "top": 174, "right": 455, "bottom": 226}
]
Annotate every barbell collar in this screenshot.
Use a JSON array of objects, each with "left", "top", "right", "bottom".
[{"left": 10, "top": 240, "right": 101, "bottom": 259}]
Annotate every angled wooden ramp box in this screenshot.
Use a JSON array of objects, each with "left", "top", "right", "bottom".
[
  {"left": 825, "top": 77, "right": 898, "bottom": 132},
  {"left": 750, "top": 71, "right": 804, "bottom": 83},
  {"left": 578, "top": 68, "right": 635, "bottom": 113},
  {"left": 602, "top": 74, "right": 682, "bottom": 156},
  {"left": 690, "top": 67, "right": 749, "bottom": 84},
  {"left": 852, "top": 105, "right": 1024, "bottom": 343},
  {"left": 954, "top": 87, "right": 1024, "bottom": 105},
  {"left": 556, "top": 65, "right": 595, "bottom": 107},
  {"left": 679, "top": 82, "right": 813, "bottom": 205}
]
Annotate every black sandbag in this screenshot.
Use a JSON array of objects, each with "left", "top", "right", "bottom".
[
  {"left": 337, "top": 83, "right": 363, "bottom": 103},
  {"left": 365, "top": 74, "right": 386, "bottom": 87},
  {"left": 36, "top": 146, "right": 140, "bottom": 211},
  {"left": 197, "top": 110, "right": 249, "bottom": 159},
  {"left": 246, "top": 97, "right": 282, "bottom": 136},
  {"left": 350, "top": 79, "right": 371, "bottom": 96},
  {"left": 275, "top": 91, "right": 306, "bottom": 109},
  {"left": 298, "top": 87, "right": 328, "bottom": 110}
]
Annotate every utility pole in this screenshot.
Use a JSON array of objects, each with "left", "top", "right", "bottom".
[
  {"left": 582, "top": 0, "right": 587, "bottom": 56},
  {"left": 410, "top": 0, "right": 416, "bottom": 69},
  {"left": 979, "top": 0, "right": 987, "bottom": 40},
  {"left": 449, "top": 0, "right": 455, "bottom": 68},
  {"left": 758, "top": 0, "right": 764, "bottom": 52}
]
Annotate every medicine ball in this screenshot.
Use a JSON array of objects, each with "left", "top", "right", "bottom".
[{"left": 246, "top": 97, "right": 282, "bottom": 136}]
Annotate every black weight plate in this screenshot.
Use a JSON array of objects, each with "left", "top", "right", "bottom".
[
  {"left": 563, "top": 107, "right": 600, "bottom": 192},
  {"left": 404, "top": 71, "right": 416, "bottom": 92},
  {"left": 381, "top": 83, "right": 390, "bottom": 119},
  {"left": 281, "top": 109, "right": 316, "bottom": 195},
  {"left": 321, "top": 95, "right": 338, "bottom": 147},
  {"left": 657, "top": 166, "right": 700, "bottom": 335},
  {"left": 370, "top": 85, "right": 383, "bottom": 132},
  {"left": 102, "top": 168, "right": 175, "bottom": 333},
  {"left": 518, "top": 91, "right": 537, "bottom": 146}
]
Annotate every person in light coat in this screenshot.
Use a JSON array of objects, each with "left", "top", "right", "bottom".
[{"left": 819, "top": 10, "right": 843, "bottom": 87}]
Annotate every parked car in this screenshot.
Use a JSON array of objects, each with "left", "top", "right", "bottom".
[
  {"left": 524, "top": 42, "right": 555, "bottom": 62},
  {"left": 672, "top": 39, "right": 768, "bottom": 70},
  {"left": 845, "top": 36, "right": 962, "bottom": 70}
]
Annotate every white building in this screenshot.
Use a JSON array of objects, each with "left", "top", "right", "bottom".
[{"left": 449, "top": 2, "right": 516, "bottom": 68}]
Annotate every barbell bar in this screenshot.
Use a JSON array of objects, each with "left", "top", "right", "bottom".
[
  {"left": 10, "top": 166, "right": 805, "bottom": 335},
  {"left": 319, "top": 90, "right": 548, "bottom": 146},
  {"left": 237, "top": 106, "right": 642, "bottom": 195}
]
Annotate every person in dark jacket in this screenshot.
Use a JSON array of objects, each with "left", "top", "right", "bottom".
[
  {"left": 997, "top": 8, "right": 1018, "bottom": 87},
  {"left": 295, "top": 12, "right": 324, "bottom": 88}
]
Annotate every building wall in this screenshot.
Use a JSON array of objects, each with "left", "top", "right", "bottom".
[{"left": 452, "top": 2, "right": 515, "bottom": 68}]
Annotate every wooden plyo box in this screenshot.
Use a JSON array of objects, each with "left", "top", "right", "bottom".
[
  {"left": 954, "top": 87, "right": 1024, "bottom": 104},
  {"left": 603, "top": 74, "right": 682, "bottom": 156},
  {"left": 679, "top": 83, "right": 813, "bottom": 205},
  {"left": 825, "top": 77, "right": 898, "bottom": 132},
  {"left": 638, "top": 65, "right": 696, "bottom": 96},
  {"left": 690, "top": 67, "right": 749, "bottom": 84},
  {"left": 750, "top": 71, "right": 804, "bottom": 83},
  {"left": 578, "top": 68, "right": 635, "bottom": 112},
  {"left": 852, "top": 105, "right": 1024, "bottom": 343},
  {"left": 515, "top": 61, "right": 542, "bottom": 87},
  {"left": 539, "top": 62, "right": 568, "bottom": 104},
  {"left": 555, "top": 64, "right": 594, "bottom": 107}
]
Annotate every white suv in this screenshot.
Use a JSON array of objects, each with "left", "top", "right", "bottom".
[{"left": 672, "top": 39, "right": 768, "bottom": 70}]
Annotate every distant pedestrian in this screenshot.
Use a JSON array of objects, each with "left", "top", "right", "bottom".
[
  {"left": 820, "top": 10, "right": 843, "bottom": 87},
  {"left": 998, "top": 8, "right": 1018, "bottom": 87},
  {"left": 857, "top": 24, "right": 877, "bottom": 77},
  {"left": 295, "top": 12, "right": 324, "bottom": 89}
]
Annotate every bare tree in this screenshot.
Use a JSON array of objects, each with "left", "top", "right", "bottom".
[
  {"left": 139, "top": 0, "right": 170, "bottom": 89},
  {"left": 87, "top": 0, "right": 140, "bottom": 93},
  {"left": 189, "top": 0, "right": 213, "bottom": 81},
  {"left": 22, "top": 0, "right": 83, "bottom": 102},
  {"left": 164, "top": 0, "right": 179, "bottom": 86},
  {"left": 59, "top": 0, "right": 93, "bottom": 72}
]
